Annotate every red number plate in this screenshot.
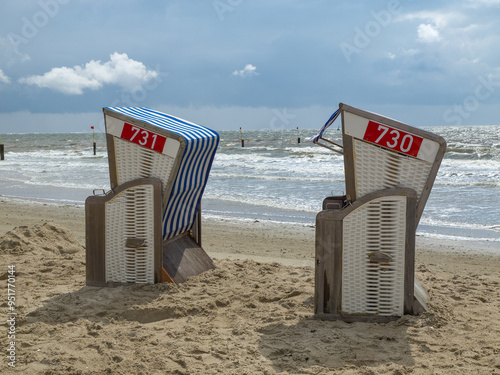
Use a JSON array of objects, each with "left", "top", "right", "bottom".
[
  {"left": 120, "top": 123, "right": 167, "bottom": 153},
  {"left": 363, "top": 121, "right": 423, "bottom": 157}
]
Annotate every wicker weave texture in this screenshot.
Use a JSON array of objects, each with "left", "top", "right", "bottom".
[
  {"left": 353, "top": 139, "right": 432, "bottom": 201},
  {"left": 104, "top": 184, "right": 156, "bottom": 284},
  {"left": 114, "top": 137, "right": 175, "bottom": 197},
  {"left": 342, "top": 195, "right": 406, "bottom": 316}
]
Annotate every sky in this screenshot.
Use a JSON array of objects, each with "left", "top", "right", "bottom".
[{"left": 1, "top": 0, "right": 500, "bottom": 133}]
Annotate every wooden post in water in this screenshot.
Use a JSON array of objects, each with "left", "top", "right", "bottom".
[
  {"left": 297, "top": 127, "right": 300, "bottom": 144},
  {"left": 240, "top": 127, "right": 244, "bottom": 147},
  {"left": 91, "top": 126, "right": 96, "bottom": 155},
  {"left": 0, "top": 143, "right": 4, "bottom": 161}
]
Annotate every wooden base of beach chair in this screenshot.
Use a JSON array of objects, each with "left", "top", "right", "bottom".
[{"left": 162, "top": 233, "right": 215, "bottom": 284}]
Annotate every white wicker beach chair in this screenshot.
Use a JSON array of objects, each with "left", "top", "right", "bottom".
[
  {"left": 311, "top": 103, "right": 445, "bottom": 321},
  {"left": 86, "top": 107, "right": 219, "bottom": 286}
]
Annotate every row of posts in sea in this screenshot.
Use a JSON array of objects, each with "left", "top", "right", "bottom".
[
  {"left": 0, "top": 125, "right": 330, "bottom": 160},
  {"left": 0, "top": 129, "right": 96, "bottom": 161}
]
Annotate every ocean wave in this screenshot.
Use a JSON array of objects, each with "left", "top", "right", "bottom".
[
  {"left": 209, "top": 172, "right": 344, "bottom": 182},
  {"left": 416, "top": 231, "right": 500, "bottom": 243},
  {"left": 419, "top": 216, "right": 498, "bottom": 231}
]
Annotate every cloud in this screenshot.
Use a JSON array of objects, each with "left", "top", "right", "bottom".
[
  {"left": 417, "top": 24, "right": 440, "bottom": 43},
  {"left": 19, "top": 67, "right": 101, "bottom": 95},
  {"left": 232, "top": 64, "right": 258, "bottom": 78},
  {"left": 464, "top": 0, "right": 500, "bottom": 8},
  {"left": 0, "top": 69, "right": 10, "bottom": 84},
  {"left": 18, "top": 52, "right": 158, "bottom": 95},
  {"left": 396, "top": 11, "right": 459, "bottom": 29}
]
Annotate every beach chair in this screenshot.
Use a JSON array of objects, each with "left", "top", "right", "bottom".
[
  {"left": 86, "top": 107, "right": 219, "bottom": 286},
  {"left": 311, "top": 103, "right": 445, "bottom": 321}
]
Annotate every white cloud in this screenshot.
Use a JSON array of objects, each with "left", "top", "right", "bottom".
[
  {"left": 396, "top": 11, "right": 459, "bottom": 29},
  {"left": 232, "top": 64, "right": 258, "bottom": 78},
  {"left": 465, "top": 0, "right": 500, "bottom": 8},
  {"left": 20, "top": 67, "right": 101, "bottom": 95},
  {"left": 417, "top": 24, "right": 440, "bottom": 43},
  {"left": 0, "top": 69, "right": 10, "bottom": 84},
  {"left": 19, "top": 52, "right": 158, "bottom": 95}
]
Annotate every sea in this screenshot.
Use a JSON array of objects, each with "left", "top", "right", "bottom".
[{"left": 0, "top": 125, "right": 499, "bottom": 252}]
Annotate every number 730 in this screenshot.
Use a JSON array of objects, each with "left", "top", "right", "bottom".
[
  {"left": 362, "top": 121, "right": 423, "bottom": 157},
  {"left": 373, "top": 125, "right": 414, "bottom": 153}
]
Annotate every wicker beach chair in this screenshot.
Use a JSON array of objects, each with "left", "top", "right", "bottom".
[
  {"left": 86, "top": 107, "right": 219, "bottom": 286},
  {"left": 311, "top": 103, "right": 445, "bottom": 321}
]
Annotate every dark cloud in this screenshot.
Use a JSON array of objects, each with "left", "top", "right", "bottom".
[{"left": 1, "top": 0, "right": 500, "bottom": 131}]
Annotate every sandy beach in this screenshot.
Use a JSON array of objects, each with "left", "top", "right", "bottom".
[{"left": 0, "top": 199, "right": 499, "bottom": 374}]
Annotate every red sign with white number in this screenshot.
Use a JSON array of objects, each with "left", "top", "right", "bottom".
[
  {"left": 120, "top": 123, "right": 167, "bottom": 153},
  {"left": 363, "top": 121, "right": 423, "bottom": 157}
]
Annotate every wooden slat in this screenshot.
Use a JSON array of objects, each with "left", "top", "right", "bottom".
[
  {"left": 404, "top": 191, "right": 417, "bottom": 314},
  {"left": 162, "top": 234, "right": 215, "bottom": 284},
  {"left": 341, "top": 112, "right": 357, "bottom": 203},
  {"left": 85, "top": 195, "right": 106, "bottom": 286},
  {"left": 105, "top": 133, "right": 119, "bottom": 190},
  {"left": 314, "top": 205, "right": 343, "bottom": 316}
]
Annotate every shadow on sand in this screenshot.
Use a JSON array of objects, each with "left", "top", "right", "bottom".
[{"left": 258, "top": 315, "right": 416, "bottom": 373}]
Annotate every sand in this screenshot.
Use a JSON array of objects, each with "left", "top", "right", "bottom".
[{"left": 0, "top": 199, "right": 499, "bottom": 374}]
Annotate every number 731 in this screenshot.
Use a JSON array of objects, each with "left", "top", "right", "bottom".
[{"left": 120, "top": 122, "right": 167, "bottom": 153}]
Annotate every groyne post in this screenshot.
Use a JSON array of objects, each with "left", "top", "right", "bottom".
[{"left": 91, "top": 126, "right": 96, "bottom": 155}]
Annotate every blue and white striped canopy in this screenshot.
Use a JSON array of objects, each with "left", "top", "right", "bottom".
[
  {"left": 310, "top": 108, "right": 340, "bottom": 143},
  {"left": 105, "top": 107, "right": 219, "bottom": 240}
]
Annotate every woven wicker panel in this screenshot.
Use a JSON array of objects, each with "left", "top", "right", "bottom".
[
  {"left": 353, "top": 139, "right": 432, "bottom": 201},
  {"left": 114, "top": 137, "right": 176, "bottom": 198},
  {"left": 342, "top": 195, "right": 406, "bottom": 316},
  {"left": 104, "top": 184, "right": 156, "bottom": 284}
]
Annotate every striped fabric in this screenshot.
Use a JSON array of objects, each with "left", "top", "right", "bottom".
[
  {"left": 310, "top": 107, "right": 341, "bottom": 143},
  {"left": 105, "top": 107, "right": 219, "bottom": 240}
]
